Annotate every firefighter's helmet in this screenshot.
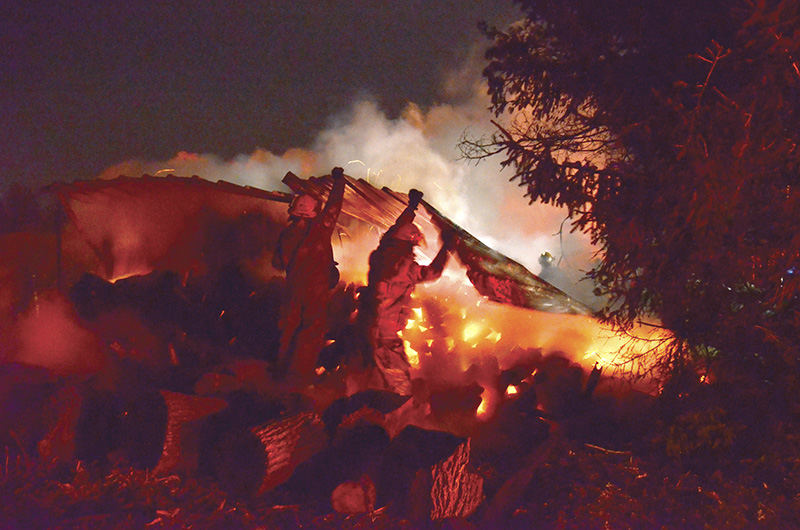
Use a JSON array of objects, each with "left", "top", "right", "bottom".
[
  {"left": 288, "top": 194, "right": 319, "bottom": 218},
  {"left": 393, "top": 222, "right": 425, "bottom": 245}
]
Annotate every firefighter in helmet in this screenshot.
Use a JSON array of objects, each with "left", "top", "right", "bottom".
[
  {"left": 272, "top": 167, "right": 346, "bottom": 383},
  {"left": 358, "top": 188, "right": 455, "bottom": 395}
]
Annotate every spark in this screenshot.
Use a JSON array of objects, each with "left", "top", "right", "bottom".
[{"left": 169, "top": 344, "right": 179, "bottom": 366}]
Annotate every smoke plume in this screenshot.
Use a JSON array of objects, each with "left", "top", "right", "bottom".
[{"left": 94, "top": 59, "right": 598, "bottom": 307}]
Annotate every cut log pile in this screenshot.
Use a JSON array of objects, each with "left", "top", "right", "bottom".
[{"left": 2, "top": 344, "right": 658, "bottom": 526}]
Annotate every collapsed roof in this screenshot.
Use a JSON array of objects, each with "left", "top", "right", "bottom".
[{"left": 48, "top": 172, "right": 590, "bottom": 315}]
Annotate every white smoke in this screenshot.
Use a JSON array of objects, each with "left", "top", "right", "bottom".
[{"left": 95, "top": 53, "right": 598, "bottom": 305}]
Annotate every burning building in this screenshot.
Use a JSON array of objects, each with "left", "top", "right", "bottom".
[{"left": 0, "top": 171, "right": 658, "bottom": 524}]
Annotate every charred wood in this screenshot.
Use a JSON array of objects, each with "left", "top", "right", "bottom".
[
  {"left": 321, "top": 390, "right": 410, "bottom": 438},
  {"left": 428, "top": 439, "right": 484, "bottom": 520},
  {"left": 377, "top": 426, "right": 471, "bottom": 519},
  {"left": 152, "top": 390, "right": 227, "bottom": 476},
  {"left": 271, "top": 421, "right": 390, "bottom": 512},
  {"left": 206, "top": 411, "right": 327, "bottom": 498}
]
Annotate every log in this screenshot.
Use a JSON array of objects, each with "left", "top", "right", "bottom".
[
  {"left": 0, "top": 363, "right": 61, "bottom": 459},
  {"left": 482, "top": 434, "right": 564, "bottom": 524},
  {"left": 209, "top": 411, "right": 327, "bottom": 497},
  {"left": 37, "top": 385, "right": 118, "bottom": 466},
  {"left": 378, "top": 426, "right": 484, "bottom": 520},
  {"left": 253, "top": 411, "right": 327, "bottom": 494},
  {"left": 152, "top": 390, "right": 227, "bottom": 476},
  {"left": 37, "top": 384, "right": 85, "bottom": 465},
  {"left": 331, "top": 475, "right": 377, "bottom": 514},
  {"left": 321, "top": 390, "right": 410, "bottom": 437},
  {"left": 271, "top": 421, "right": 390, "bottom": 509},
  {"left": 113, "top": 390, "right": 168, "bottom": 468},
  {"left": 38, "top": 385, "right": 171, "bottom": 470},
  {"left": 429, "top": 439, "right": 484, "bottom": 520}
]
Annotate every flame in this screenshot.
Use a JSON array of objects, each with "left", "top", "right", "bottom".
[
  {"left": 462, "top": 321, "right": 484, "bottom": 343},
  {"left": 404, "top": 340, "right": 420, "bottom": 367},
  {"left": 476, "top": 390, "right": 490, "bottom": 418},
  {"left": 581, "top": 324, "right": 671, "bottom": 375},
  {"left": 109, "top": 269, "right": 154, "bottom": 283}
]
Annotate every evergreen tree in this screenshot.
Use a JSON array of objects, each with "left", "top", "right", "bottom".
[{"left": 465, "top": 0, "right": 800, "bottom": 376}]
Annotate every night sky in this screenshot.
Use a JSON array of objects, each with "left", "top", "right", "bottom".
[{"left": 2, "top": 1, "right": 517, "bottom": 189}]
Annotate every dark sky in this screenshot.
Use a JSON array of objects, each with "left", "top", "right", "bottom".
[{"left": 1, "top": 1, "right": 517, "bottom": 188}]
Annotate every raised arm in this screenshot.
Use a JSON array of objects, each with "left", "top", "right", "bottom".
[
  {"left": 418, "top": 228, "right": 456, "bottom": 282},
  {"left": 384, "top": 188, "right": 423, "bottom": 240},
  {"left": 319, "top": 167, "right": 346, "bottom": 230}
]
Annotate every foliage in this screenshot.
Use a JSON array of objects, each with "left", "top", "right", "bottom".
[
  {"left": 465, "top": 0, "right": 800, "bottom": 375},
  {"left": 664, "top": 407, "right": 737, "bottom": 460}
]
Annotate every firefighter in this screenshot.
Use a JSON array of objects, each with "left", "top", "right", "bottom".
[
  {"left": 358, "top": 188, "right": 455, "bottom": 395},
  {"left": 272, "top": 167, "right": 346, "bottom": 383}
]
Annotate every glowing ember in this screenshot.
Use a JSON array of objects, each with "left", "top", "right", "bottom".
[
  {"left": 505, "top": 385, "right": 519, "bottom": 396},
  {"left": 404, "top": 340, "right": 420, "bottom": 367},
  {"left": 462, "top": 321, "right": 484, "bottom": 343},
  {"left": 476, "top": 392, "right": 489, "bottom": 418}
]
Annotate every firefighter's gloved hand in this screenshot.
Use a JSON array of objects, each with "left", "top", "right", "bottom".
[
  {"left": 441, "top": 228, "right": 457, "bottom": 249},
  {"left": 331, "top": 167, "right": 344, "bottom": 180},
  {"left": 408, "top": 188, "right": 423, "bottom": 205}
]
